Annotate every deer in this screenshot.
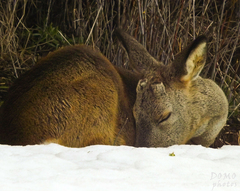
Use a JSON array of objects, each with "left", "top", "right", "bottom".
[
  {"left": 116, "top": 31, "right": 228, "bottom": 147},
  {"left": 0, "top": 29, "right": 228, "bottom": 148}
]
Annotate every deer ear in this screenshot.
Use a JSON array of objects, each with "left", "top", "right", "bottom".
[
  {"left": 172, "top": 36, "right": 207, "bottom": 83},
  {"left": 114, "top": 29, "right": 162, "bottom": 74}
]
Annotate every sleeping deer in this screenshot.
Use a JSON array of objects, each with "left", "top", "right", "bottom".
[
  {"left": 0, "top": 29, "right": 228, "bottom": 147},
  {"left": 115, "top": 30, "right": 228, "bottom": 147}
]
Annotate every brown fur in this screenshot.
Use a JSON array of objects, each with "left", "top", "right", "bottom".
[
  {"left": 0, "top": 30, "right": 228, "bottom": 148},
  {"left": 0, "top": 45, "right": 141, "bottom": 147}
]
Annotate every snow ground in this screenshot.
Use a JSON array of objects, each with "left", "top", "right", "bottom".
[{"left": 0, "top": 144, "right": 239, "bottom": 191}]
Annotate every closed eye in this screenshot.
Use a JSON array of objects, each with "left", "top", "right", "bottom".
[{"left": 158, "top": 112, "right": 172, "bottom": 124}]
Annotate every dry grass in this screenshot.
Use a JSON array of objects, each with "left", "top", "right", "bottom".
[{"left": 0, "top": 0, "right": 239, "bottom": 146}]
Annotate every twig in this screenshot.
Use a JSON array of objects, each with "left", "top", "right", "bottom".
[
  {"left": 171, "top": 0, "right": 185, "bottom": 56},
  {"left": 228, "top": 103, "right": 240, "bottom": 119},
  {"left": 211, "top": 0, "right": 226, "bottom": 80},
  {"left": 85, "top": 3, "right": 103, "bottom": 45},
  {"left": 114, "top": 118, "right": 128, "bottom": 145},
  {"left": 45, "top": 0, "right": 52, "bottom": 30},
  {"left": 221, "top": 21, "right": 240, "bottom": 88},
  {"left": 118, "top": 0, "right": 120, "bottom": 27},
  {"left": 192, "top": 0, "right": 196, "bottom": 39},
  {"left": 138, "top": 0, "right": 145, "bottom": 47},
  {"left": 58, "top": 31, "right": 71, "bottom": 45}
]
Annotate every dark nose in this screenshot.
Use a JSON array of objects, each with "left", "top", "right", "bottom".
[{"left": 135, "top": 138, "right": 152, "bottom": 147}]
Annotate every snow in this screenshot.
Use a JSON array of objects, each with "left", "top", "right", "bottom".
[{"left": 0, "top": 144, "right": 239, "bottom": 191}]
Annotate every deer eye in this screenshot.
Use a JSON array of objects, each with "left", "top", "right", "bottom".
[{"left": 158, "top": 112, "right": 172, "bottom": 124}]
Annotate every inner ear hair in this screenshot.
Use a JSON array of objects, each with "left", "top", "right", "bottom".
[
  {"left": 181, "top": 41, "right": 207, "bottom": 82},
  {"left": 171, "top": 36, "right": 207, "bottom": 83}
]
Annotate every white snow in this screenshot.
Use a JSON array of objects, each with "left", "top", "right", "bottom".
[{"left": 0, "top": 144, "right": 239, "bottom": 191}]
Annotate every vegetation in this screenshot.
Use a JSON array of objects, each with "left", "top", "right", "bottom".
[{"left": 0, "top": 0, "right": 239, "bottom": 147}]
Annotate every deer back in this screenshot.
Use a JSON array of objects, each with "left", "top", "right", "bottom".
[{"left": 0, "top": 45, "right": 141, "bottom": 147}]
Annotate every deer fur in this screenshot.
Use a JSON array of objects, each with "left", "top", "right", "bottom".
[
  {"left": 115, "top": 30, "right": 228, "bottom": 147},
  {"left": 0, "top": 30, "right": 228, "bottom": 147},
  {"left": 0, "top": 45, "right": 141, "bottom": 147}
]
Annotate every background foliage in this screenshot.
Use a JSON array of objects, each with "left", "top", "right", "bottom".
[{"left": 0, "top": 0, "right": 239, "bottom": 146}]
